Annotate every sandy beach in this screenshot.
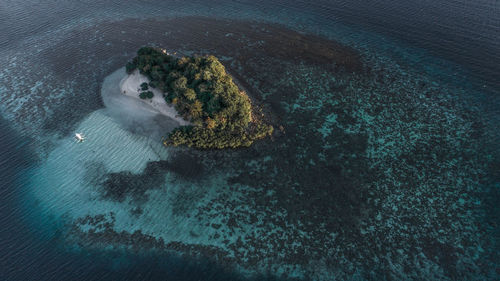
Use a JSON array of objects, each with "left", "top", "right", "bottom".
[{"left": 119, "top": 70, "right": 190, "bottom": 126}]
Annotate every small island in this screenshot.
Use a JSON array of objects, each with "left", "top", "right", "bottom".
[{"left": 124, "top": 47, "right": 273, "bottom": 149}]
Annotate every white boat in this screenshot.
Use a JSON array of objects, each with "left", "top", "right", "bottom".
[{"left": 75, "top": 133, "right": 85, "bottom": 142}]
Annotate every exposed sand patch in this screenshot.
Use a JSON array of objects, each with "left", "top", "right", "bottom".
[{"left": 119, "top": 70, "right": 189, "bottom": 126}]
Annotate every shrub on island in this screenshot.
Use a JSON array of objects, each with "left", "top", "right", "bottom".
[
  {"left": 127, "top": 46, "right": 273, "bottom": 149},
  {"left": 139, "top": 91, "right": 154, "bottom": 99}
]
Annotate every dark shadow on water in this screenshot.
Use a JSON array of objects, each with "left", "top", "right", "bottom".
[
  {"left": 0, "top": 115, "right": 286, "bottom": 281},
  {"left": 67, "top": 213, "right": 301, "bottom": 281},
  {"left": 99, "top": 150, "right": 205, "bottom": 203}
]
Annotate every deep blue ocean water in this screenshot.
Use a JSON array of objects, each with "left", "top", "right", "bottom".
[{"left": 1, "top": 1, "right": 499, "bottom": 280}]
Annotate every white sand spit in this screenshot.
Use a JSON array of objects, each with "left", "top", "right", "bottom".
[{"left": 119, "top": 70, "right": 189, "bottom": 126}]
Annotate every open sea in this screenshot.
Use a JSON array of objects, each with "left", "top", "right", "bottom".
[{"left": 0, "top": 1, "right": 499, "bottom": 280}]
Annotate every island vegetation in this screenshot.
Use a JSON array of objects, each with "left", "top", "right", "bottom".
[
  {"left": 139, "top": 91, "right": 154, "bottom": 99},
  {"left": 126, "top": 47, "right": 273, "bottom": 149}
]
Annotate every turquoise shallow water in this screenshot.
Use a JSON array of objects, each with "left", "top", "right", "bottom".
[{"left": 0, "top": 1, "right": 499, "bottom": 280}]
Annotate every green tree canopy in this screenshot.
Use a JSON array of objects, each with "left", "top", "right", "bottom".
[{"left": 127, "top": 46, "right": 273, "bottom": 149}]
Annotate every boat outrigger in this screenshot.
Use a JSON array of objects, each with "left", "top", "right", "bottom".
[{"left": 75, "top": 133, "right": 85, "bottom": 142}]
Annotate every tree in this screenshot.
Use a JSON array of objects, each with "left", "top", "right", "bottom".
[
  {"left": 149, "top": 81, "right": 158, "bottom": 88},
  {"left": 140, "top": 82, "right": 149, "bottom": 91},
  {"left": 205, "top": 117, "right": 216, "bottom": 129},
  {"left": 126, "top": 62, "right": 136, "bottom": 74},
  {"left": 184, "top": 88, "right": 197, "bottom": 101},
  {"left": 189, "top": 100, "right": 203, "bottom": 119},
  {"left": 172, "top": 77, "right": 188, "bottom": 93},
  {"left": 127, "top": 47, "right": 273, "bottom": 149},
  {"left": 140, "top": 91, "right": 154, "bottom": 99}
]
